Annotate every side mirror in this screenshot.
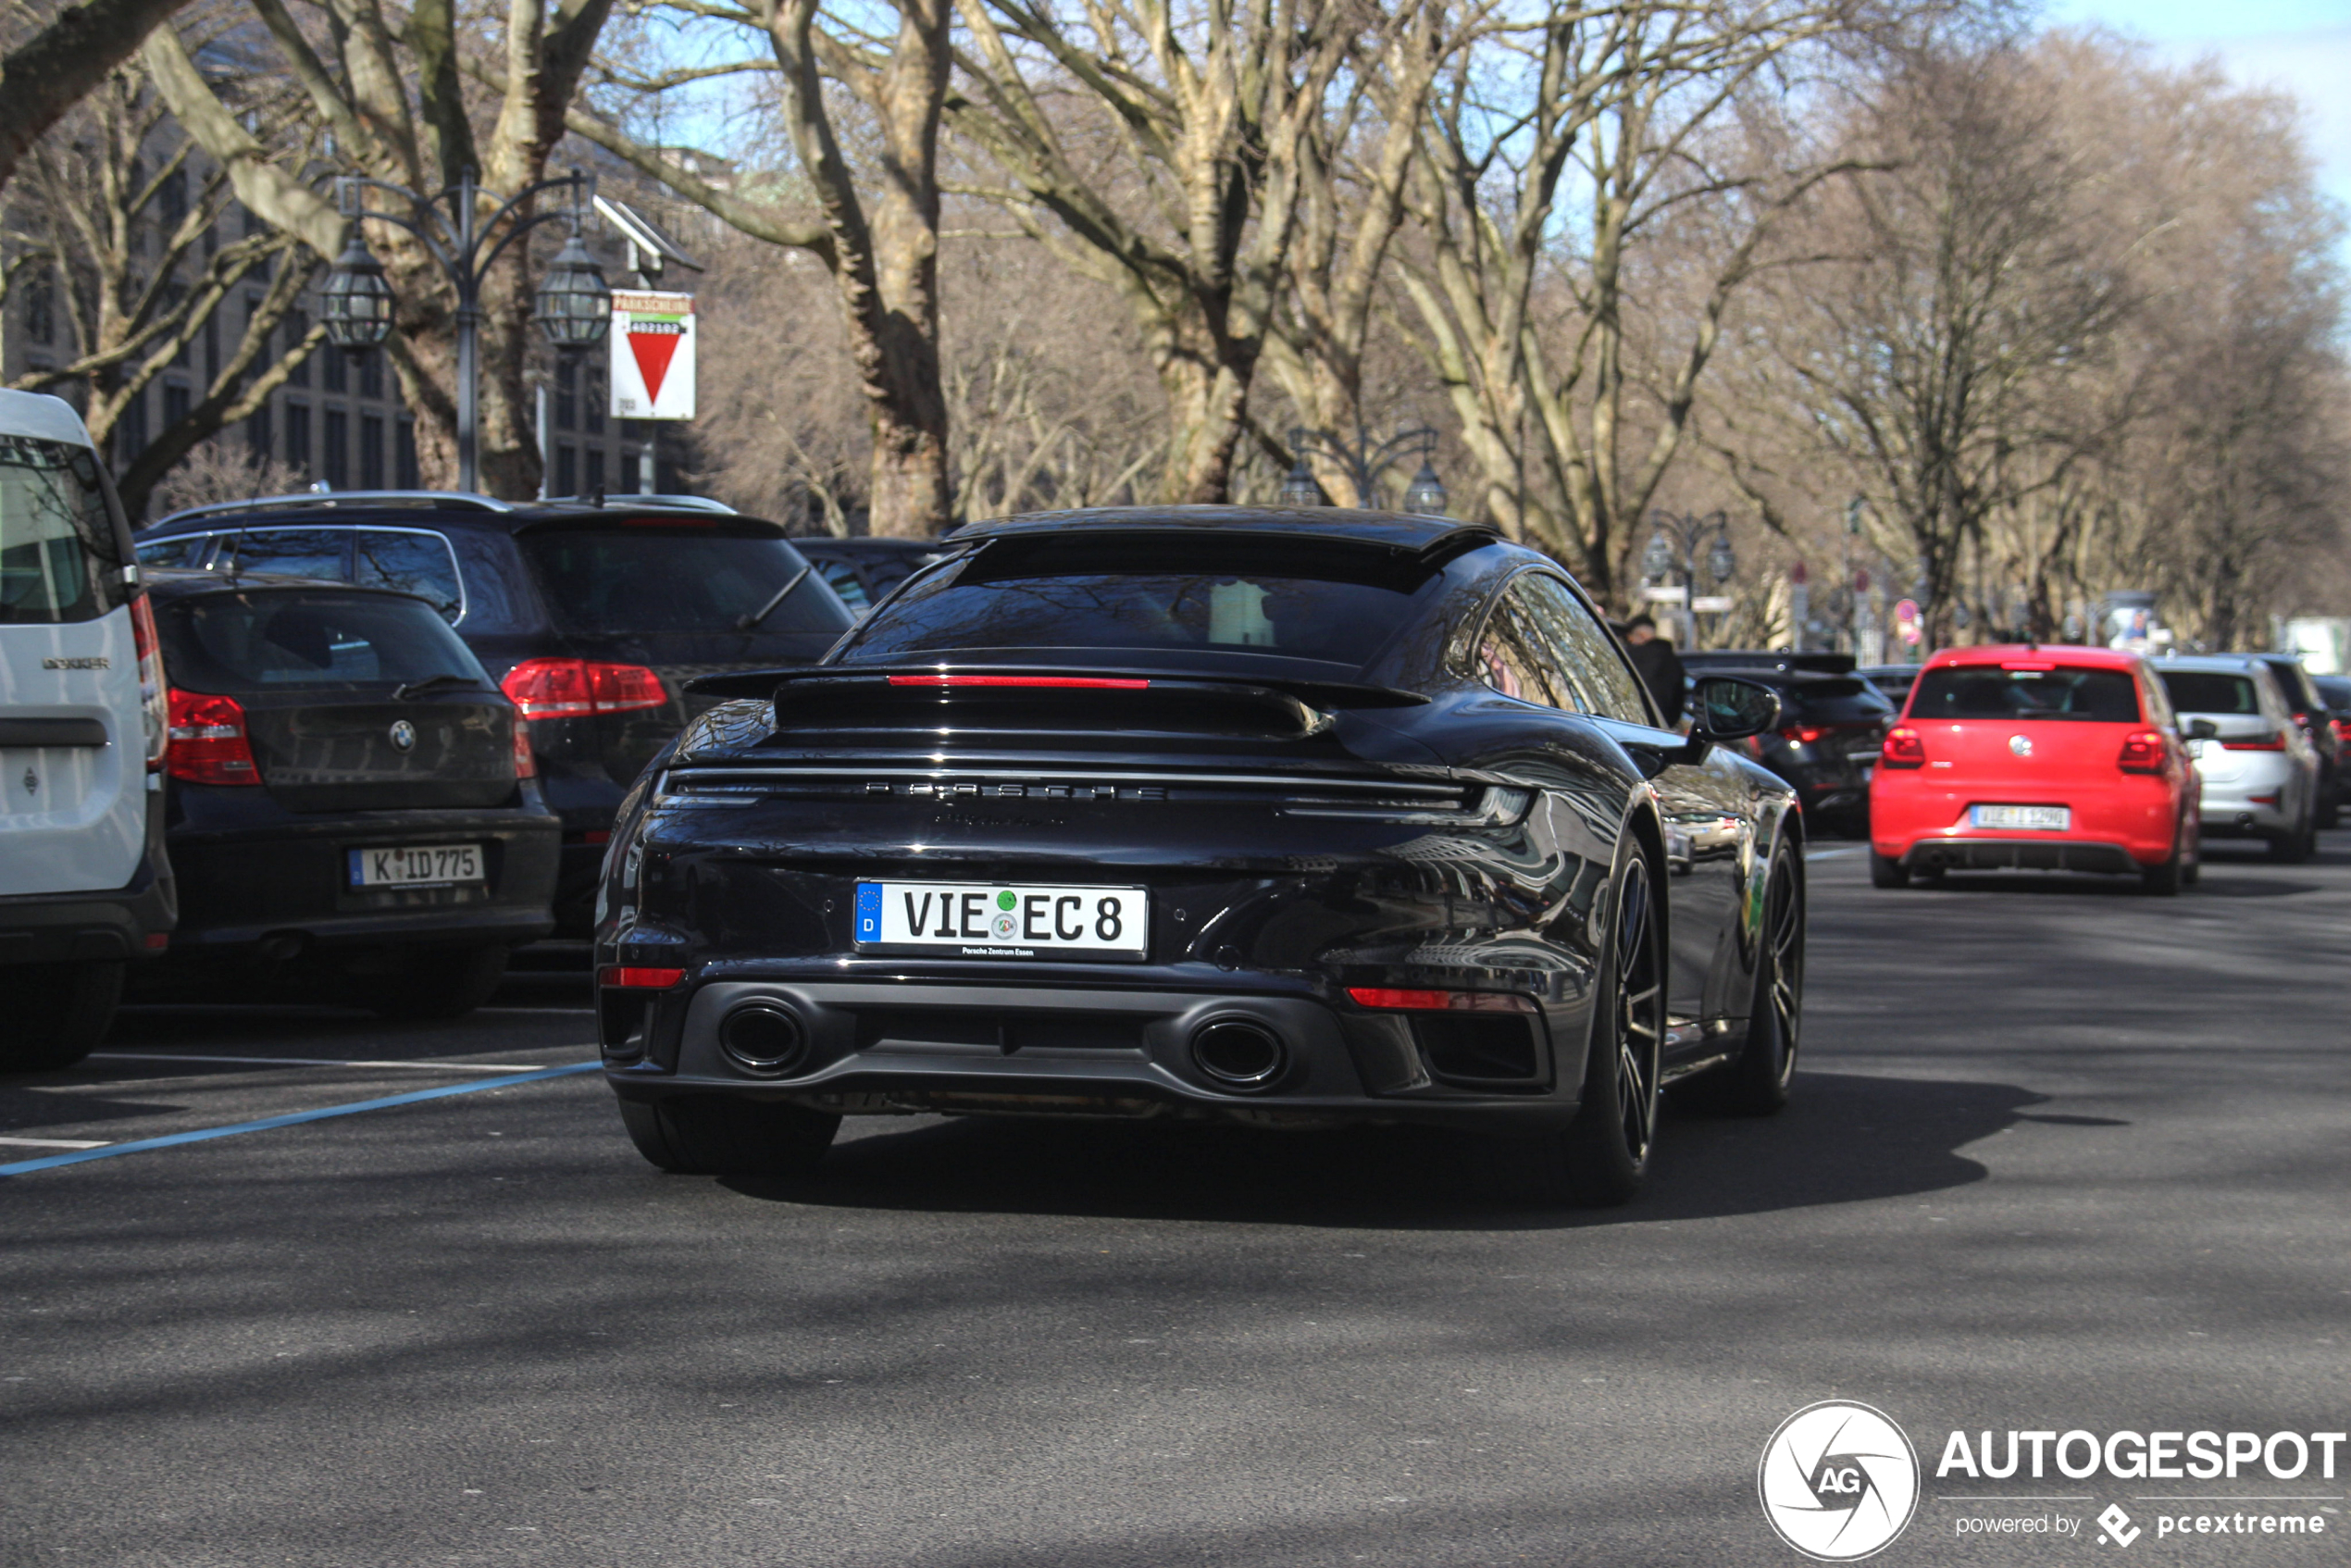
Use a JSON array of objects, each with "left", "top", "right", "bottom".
[
  {"left": 2184, "top": 717, "right": 2220, "bottom": 740},
  {"left": 1690, "top": 676, "right": 1782, "bottom": 741}
]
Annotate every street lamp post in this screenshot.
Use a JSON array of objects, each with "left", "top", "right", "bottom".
[
  {"left": 1279, "top": 423, "right": 1449, "bottom": 515},
  {"left": 1643, "top": 509, "right": 1735, "bottom": 649},
  {"left": 318, "top": 166, "right": 612, "bottom": 495}
]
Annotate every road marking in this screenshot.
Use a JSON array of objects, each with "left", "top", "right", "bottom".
[
  {"left": 1805, "top": 847, "right": 1862, "bottom": 860},
  {"left": 0, "top": 1062, "right": 601, "bottom": 1178},
  {"left": 90, "top": 1052, "right": 550, "bottom": 1073},
  {"left": 0, "top": 1136, "right": 112, "bottom": 1151},
  {"left": 473, "top": 1006, "right": 592, "bottom": 1014}
]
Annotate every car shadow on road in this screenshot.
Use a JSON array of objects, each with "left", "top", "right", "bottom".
[{"left": 719, "top": 1069, "right": 2044, "bottom": 1231}]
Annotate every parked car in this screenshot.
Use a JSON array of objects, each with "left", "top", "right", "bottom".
[
  {"left": 788, "top": 536, "right": 947, "bottom": 617},
  {"left": 133, "top": 570, "right": 561, "bottom": 1014},
  {"left": 2154, "top": 655, "right": 2320, "bottom": 861},
  {"left": 1683, "top": 650, "right": 1857, "bottom": 677},
  {"left": 1682, "top": 664, "right": 1895, "bottom": 834},
  {"left": 0, "top": 391, "right": 174, "bottom": 1070},
  {"left": 2249, "top": 653, "right": 2341, "bottom": 827},
  {"left": 1871, "top": 645, "right": 2199, "bottom": 893},
  {"left": 2310, "top": 674, "right": 2351, "bottom": 760},
  {"left": 1856, "top": 664, "right": 1924, "bottom": 706},
  {"left": 135, "top": 492, "right": 855, "bottom": 931},
  {"left": 594, "top": 507, "right": 1806, "bottom": 1207}
]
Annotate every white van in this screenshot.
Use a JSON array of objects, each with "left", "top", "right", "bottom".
[{"left": 0, "top": 391, "right": 174, "bottom": 1069}]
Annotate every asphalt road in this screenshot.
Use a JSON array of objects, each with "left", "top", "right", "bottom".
[{"left": 3, "top": 839, "right": 2347, "bottom": 1567}]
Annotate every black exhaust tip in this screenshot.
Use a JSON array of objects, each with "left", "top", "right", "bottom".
[
  {"left": 1190, "top": 1019, "right": 1288, "bottom": 1090},
  {"left": 718, "top": 1002, "right": 809, "bottom": 1077}
]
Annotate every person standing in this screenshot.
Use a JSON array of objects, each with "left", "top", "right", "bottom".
[{"left": 1620, "top": 614, "right": 1686, "bottom": 724}]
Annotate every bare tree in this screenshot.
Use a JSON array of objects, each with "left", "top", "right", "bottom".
[{"left": 0, "top": 0, "right": 198, "bottom": 196}]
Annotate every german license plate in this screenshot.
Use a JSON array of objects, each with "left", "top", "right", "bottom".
[
  {"left": 1971, "top": 804, "right": 2070, "bottom": 831},
  {"left": 854, "top": 881, "right": 1147, "bottom": 961},
  {"left": 348, "top": 843, "right": 485, "bottom": 887}
]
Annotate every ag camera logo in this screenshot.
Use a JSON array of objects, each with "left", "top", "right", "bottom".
[{"left": 1760, "top": 1400, "right": 1922, "bottom": 1561}]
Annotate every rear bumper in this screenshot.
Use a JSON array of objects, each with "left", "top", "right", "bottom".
[
  {"left": 162, "top": 791, "right": 560, "bottom": 953},
  {"left": 1872, "top": 776, "right": 2182, "bottom": 867},
  {"left": 1897, "top": 838, "right": 2141, "bottom": 875},
  {"left": 0, "top": 792, "right": 177, "bottom": 967},
  {"left": 600, "top": 975, "right": 1584, "bottom": 1132}
]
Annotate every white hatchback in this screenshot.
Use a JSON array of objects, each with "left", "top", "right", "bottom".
[{"left": 0, "top": 390, "right": 173, "bottom": 1069}]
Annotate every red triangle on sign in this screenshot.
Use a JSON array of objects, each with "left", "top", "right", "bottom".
[{"left": 628, "top": 327, "right": 683, "bottom": 405}]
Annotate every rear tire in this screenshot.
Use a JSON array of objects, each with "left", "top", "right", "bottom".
[
  {"left": 2317, "top": 774, "right": 2340, "bottom": 829},
  {"left": 363, "top": 944, "right": 510, "bottom": 1020},
  {"left": 2267, "top": 816, "right": 2314, "bottom": 864},
  {"left": 1869, "top": 852, "right": 1910, "bottom": 888},
  {"left": 0, "top": 960, "right": 124, "bottom": 1072},
  {"left": 2143, "top": 836, "right": 2185, "bottom": 894},
  {"left": 618, "top": 1095, "right": 841, "bottom": 1176}
]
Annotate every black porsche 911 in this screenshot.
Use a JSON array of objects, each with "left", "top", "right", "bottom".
[{"left": 592, "top": 509, "right": 1806, "bottom": 1204}]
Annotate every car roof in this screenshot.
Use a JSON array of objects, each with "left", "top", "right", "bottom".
[
  {"left": 1922, "top": 643, "right": 2146, "bottom": 670},
  {"left": 143, "top": 491, "right": 766, "bottom": 536},
  {"left": 945, "top": 504, "right": 1497, "bottom": 556},
  {"left": 790, "top": 536, "right": 946, "bottom": 558},
  {"left": 143, "top": 566, "right": 441, "bottom": 606},
  {"left": 0, "top": 389, "right": 97, "bottom": 448},
  {"left": 2151, "top": 653, "right": 2274, "bottom": 673}
]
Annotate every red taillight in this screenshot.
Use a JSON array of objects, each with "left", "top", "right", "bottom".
[
  {"left": 499, "top": 658, "right": 667, "bottom": 719},
  {"left": 165, "top": 689, "right": 260, "bottom": 785},
  {"left": 2220, "top": 731, "right": 2287, "bottom": 752},
  {"left": 1778, "top": 725, "right": 1829, "bottom": 745},
  {"left": 1880, "top": 727, "right": 1926, "bottom": 769},
  {"left": 2118, "top": 728, "right": 2167, "bottom": 774},
  {"left": 2332, "top": 717, "right": 2351, "bottom": 745},
  {"left": 131, "top": 593, "right": 168, "bottom": 769},
  {"left": 883, "top": 675, "right": 1151, "bottom": 690},
  {"left": 510, "top": 717, "right": 537, "bottom": 778},
  {"left": 599, "top": 965, "right": 684, "bottom": 989},
  {"left": 1345, "top": 988, "right": 1536, "bottom": 1014}
]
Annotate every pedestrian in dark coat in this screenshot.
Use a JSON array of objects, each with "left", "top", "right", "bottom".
[{"left": 1620, "top": 614, "right": 1686, "bottom": 724}]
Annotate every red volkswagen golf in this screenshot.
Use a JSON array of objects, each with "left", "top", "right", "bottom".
[{"left": 1869, "top": 645, "right": 2201, "bottom": 894}]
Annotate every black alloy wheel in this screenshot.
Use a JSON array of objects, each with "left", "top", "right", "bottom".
[
  {"left": 1718, "top": 845, "right": 1804, "bottom": 1114},
  {"left": 1557, "top": 842, "right": 1666, "bottom": 1206}
]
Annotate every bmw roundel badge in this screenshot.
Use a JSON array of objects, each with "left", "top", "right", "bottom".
[{"left": 389, "top": 719, "right": 417, "bottom": 752}]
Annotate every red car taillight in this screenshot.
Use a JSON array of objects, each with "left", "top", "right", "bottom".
[
  {"left": 599, "top": 965, "right": 684, "bottom": 989},
  {"left": 131, "top": 593, "right": 168, "bottom": 770},
  {"left": 499, "top": 658, "right": 667, "bottom": 719},
  {"left": 1880, "top": 727, "right": 1926, "bottom": 769},
  {"left": 2332, "top": 717, "right": 2351, "bottom": 746},
  {"left": 2220, "top": 730, "right": 2287, "bottom": 752},
  {"left": 511, "top": 718, "right": 537, "bottom": 778},
  {"left": 1778, "top": 725, "right": 1828, "bottom": 745},
  {"left": 165, "top": 689, "right": 260, "bottom": 785},
  {"left": 1346, "top": 988, "right": 1536, "bottom": 1013},
  {"left": 2118, "top": 728, "right": 2168, "bottom": 774}
]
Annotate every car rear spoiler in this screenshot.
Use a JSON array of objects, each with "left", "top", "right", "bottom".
[{"left": 684, "top": 664, "right": 1428, "bottom": 709}]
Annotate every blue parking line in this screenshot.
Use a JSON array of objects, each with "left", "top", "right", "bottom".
[{"left": 0, "top": 1062, "right": 601, "bottom": 1178}]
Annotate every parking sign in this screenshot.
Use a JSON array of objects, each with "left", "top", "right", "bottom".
[{"left": 610, "top": 291, "right": 695, "bottom": 420}]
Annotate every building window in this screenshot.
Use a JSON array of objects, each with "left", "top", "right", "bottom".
[
  {"left": 555, "top": 356, "right": 577, "bottom": 430},
  {"left": 359, "top": 414, "right": 384, "bottom": 489},
  {"left": 555, "top": 443, "right": 576, "bottom": 496},
  {"left": 356, "top": 347, "right": 382, "bottom": 401},
  {"left": 323, "top": 342, "right": 347, "bottom": 394},
  {"left": 284, "top": 401, "right": 310, "bottom": 472},
  {"left": 117, "top": 384, "right": 148, "bottom": 458},
  {"left": 585, "top": 448, "right": 604, "bottom": 497},
  {"left": 22, "top": 266, "right": 55, "bottom": 344},
  {"left": 584, "top": 364, "right": 605, "bottom": 434},
  {"left": 395, "top": 419, "right": 417, "bottom": 488},
  {"left": 246, "top": 403, "right": 271, "bottom": 464},
  {"left": 322, "top": 407, "right": 348, "bottom": 488},
  {"left": 203, "top": 314, "right": 218, "bottom": 383},
  {"left": 163, "top": 381, "right": 192, "bottom": 428},
  {"left": 621, "top": 418, "right": 645, "bottom": 441},
  {"left": 286, "top": 309, "right": 309, "bottom": 387},
  {"left": 159, "top": 168, "right": 189, "bottom": 230}
]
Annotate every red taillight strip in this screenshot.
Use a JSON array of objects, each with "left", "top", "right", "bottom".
[
  {"left": 599, "top": 965, "right": 685, "bottom": 989},
  {"left": 883, "top": 675, "right": 1151, "bottom": 690},
  {"left": 1346, "top": 987, "right": 1536, "bottom": 1014}
]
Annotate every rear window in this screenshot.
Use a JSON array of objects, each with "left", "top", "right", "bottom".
[
  {"left": 2158, "top": 671, "right": 2261, "bottom": 716},
  {"left": 2258, "top": 658, "right": 2319, "bottom": 711},
  {"left": 1785, "top": 677, "right": 1895, "bottom": 725},
  {"left": 520, "top": 525, "right": 852, "bottom": 636},
  {"left": 2312, "top": 676, "right": 2351, "bottom": 709},
  {"left": 159, "top": 589, "right": 488, "bottom": 694},
  {"left": 1909, "top": 666, "right": 2143, "bottom": 723},
  {"left": 1, "top": 434, "right": 124, "bottom": 625},
  {"left": 842, "top": 534, "right": 1433, "bottom": 666}
]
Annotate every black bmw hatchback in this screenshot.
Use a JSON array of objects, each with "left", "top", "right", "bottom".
[
  {"left": 134, "top": 493, "right": 855, "bottom": 930},
  {"left": 594, "top": 509, "right": 1808, "bottom": 1205},
  {"left": 139, "top": 571, "right": 559, "bottom": 1014}
]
